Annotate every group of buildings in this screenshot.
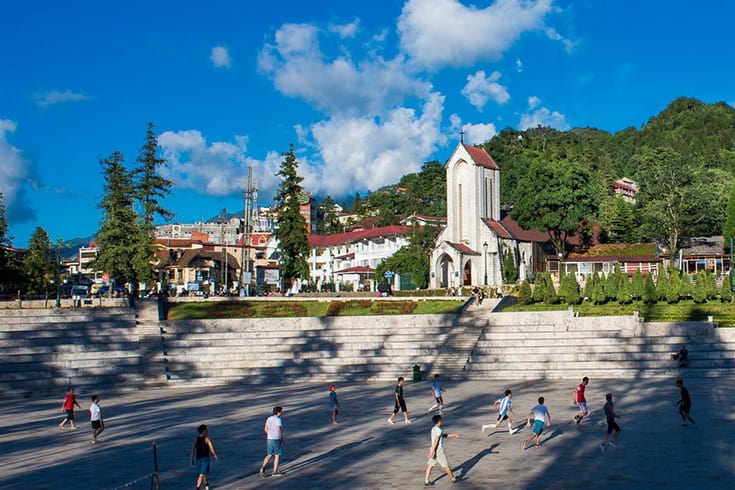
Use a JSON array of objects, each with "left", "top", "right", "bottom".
[{"left": 58, "top": 143, "right": 731, "bottom": 295}]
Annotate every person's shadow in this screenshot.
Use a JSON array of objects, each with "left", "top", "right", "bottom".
[{"left": 445, "top": 443, "right": 499, "bottom": 481}]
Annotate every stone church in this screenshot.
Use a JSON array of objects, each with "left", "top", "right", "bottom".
[{"left": 430, "top": 143, "right": 541, "bottom": 289}]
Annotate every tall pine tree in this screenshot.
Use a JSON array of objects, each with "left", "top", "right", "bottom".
[
  {"left": 25, "top": 227, "right": 55, "bottom": 295},
  {"left": 274, "top": 144, "right": 310, "bottom": 290},
  {"left": 724, "top": 184, "right": 735, "bottom": 248}
]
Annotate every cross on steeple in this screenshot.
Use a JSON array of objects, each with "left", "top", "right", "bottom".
[{"left": 459, "top": 129, "right": 465, "bottom": 144}]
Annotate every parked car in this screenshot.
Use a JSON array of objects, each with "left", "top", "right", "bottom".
[{"left": 95, "top": 285, "right": 127, "bottom": 297}]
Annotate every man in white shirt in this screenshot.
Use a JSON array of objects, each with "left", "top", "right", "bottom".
[
  {"left": 89, "top": 395, "right": 104, "bottom": 444},
  {"left": 522, "top": 397, "right": 552, "bottom": 450},
  {"left": 259, "top": 406, "right": 285, "bottom": 477},
  {"left": 424, "top": 414, "right": 460, "bottom": 486}
]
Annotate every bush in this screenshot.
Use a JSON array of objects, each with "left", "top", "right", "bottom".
[
  {"left": 617, "top": 274, "right": 631, "bottom": 304},
  {"left": 372, "top": 301, "right": 417, "bottom": 315},
  {"left": 678, "top": 272, "right": 693, "bottom": 300},
  {"left": 693, "top": 271, "right": 708, "bottom": 304},
  {"left": 502, "top": 250, "right": 518, "bottom": 284},
  {"left": 630, "top": 270, "right": 644, "bottom": 301},
  {"left": 705, "top": 271, "right": 718, "bottom": 300},
  {"left": 666, "top": 271, "right": 681, "bottom": 304},
  {"left": 721, "top": 274, "right": 733, "bottom": 303},
  {"left": 603, "top": 271, "right": 619, "bottom": 301},
  {"left": 518, "top": 280, "right": 533, "bottom": 305},
  {"left": 643, "top": 274, "right": 657, "bottom": 304},
  {"left": 326, "top": 300, "right": 371, "bottom": 316},
  {"left": 543, "top": 271, "right": 558, "bottom": 304},
  {"left": 656, "top": 271, "right": 669, "bottom": 301},
  {"left": 532, "top": 275, "right": 547, "bottom": 303},
  {"left": 559, "top": 272, "right": 580, "bottom": 305},
  {"left": 260, "top": 302, "right": 308, "bottom": 317}
]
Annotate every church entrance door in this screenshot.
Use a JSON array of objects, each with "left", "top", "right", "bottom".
[
  {"left": 463, "top": 260, "right": 472, "bottom": 286},
  {"left": 438, "top": 254, "right": 454, "bottom": 288}
]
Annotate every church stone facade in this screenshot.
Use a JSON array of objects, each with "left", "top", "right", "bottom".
[{"left": 430, "top": 143, "right": 535, "bottom": 289}]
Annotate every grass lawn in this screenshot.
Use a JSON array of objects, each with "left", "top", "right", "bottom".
[
  {"left": 502, "top": 300, "right": 735, "bottom": 327},
  {"left": 167, "top": 299, "right": 465, "bottom": 320}
]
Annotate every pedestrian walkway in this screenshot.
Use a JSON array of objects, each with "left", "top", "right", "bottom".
[{"left": 1, "top": 379, "right": 732, "bottom": 489}]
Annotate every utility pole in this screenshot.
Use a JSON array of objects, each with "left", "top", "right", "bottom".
[{"left": 240, "top": 167, "right": 254, "bottom": 296}]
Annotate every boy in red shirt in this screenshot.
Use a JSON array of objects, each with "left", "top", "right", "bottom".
[
  {"left": 59, "top": 387, "right": 81, "bottom": 429},
  {"left": 572, "top": 377, "right": 589, "bottom": 424}
]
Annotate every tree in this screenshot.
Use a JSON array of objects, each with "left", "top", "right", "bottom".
[
  {"left": 599, "top": 195, "right": 637, "bottom": 243},
  {"left": 724, "top": 184, "right": 735, "bottom": 247},
  {"left": 502, "top": 249, "right": 518, "bottom": 284},
  {"left": 720, "top": 273, "right": 733, "bottom": 303},
  {"left": 656, "top": 270, "right": 670, "bottom": 301},
  {"left": 25, "top": 227, "right": 55, "bottom": 294},
  {"left": 351, "top": 192, "right": 363, "bottom": 213},
  {"left": 559, "top": 272, "right": 580, "bottom": 305},
  {"left": 95, "top": 151, "right": 141, "bottom": 289},
  {"left": 543, "top": 271, "right": 557, "bottom": 304},
  {"left": 643, "top": 273, "right": 657, "bottom": 304},
  {"left": 512, "top": 159, "right": 597, "bottom": 256},
  {"left": 617, "top": 273, "right": 631, "bottom": 304},
  {"left": 518, "top": 279, "right": 533, "bottom": 305},
  {"left": 274, "top": 144, "right": 310, "bottom": 289},
  {"left": 678, "top": 271, "right": 693, "bottom": 300},
  {"left": 603, "top": 271, "right": 619, "bottom": 301},
  {"left": 630, "top": 270, "right": 645, "bottom": 301},
  {"left": 132, "top": 122, "right": 174, "bottom": 287},
  {"left": 583, "top": 271, "right": 597, "bottom": 301},
  {"left": 532, "top": 274, "right": 547, "bottom": 303},
  {"left": 705, "top": 271, "right": 718, "bottom": 300},
  {"left": 692, "top": 271, "right": 708, "bottom": 303},
  {"left": 666, "top": 270, "right": 681, "bottom": 303},
  {"left": 319, "top": 196, "right": 342, "bottom": 235},
  {"left": 377, "top": 225, "right": 440, "bottom": 289},
  {"left": 0, "top": 192, "right": 11, "bottom": 287}
]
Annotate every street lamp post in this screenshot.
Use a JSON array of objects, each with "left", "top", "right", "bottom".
[
  {"left": 483, "top": 242, "right": 488, "bottom": 286},
  {"left": 54, "top": 245, "right": 61, "bottom": 308}
]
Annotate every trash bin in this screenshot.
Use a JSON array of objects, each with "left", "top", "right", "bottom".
[{"left": 412, "top": 364, "right": 421, "bottom": 382}]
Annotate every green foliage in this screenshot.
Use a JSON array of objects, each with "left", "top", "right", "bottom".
[
  {"left": 532, "top": 274, "right": 547, "bottom": 303},
  {"left": 655, "top": 270, "right": 669, "bottom": 301},
  {"left": 511, "top": 159, "right": 597, "bottom": 256},
  {"left": 692, "top": 271, "right": 708, "bottom": 303},
  {"left": 590, "top": 273, "right": 606, "bottom": 305},
  {"left": 616, "top": 273, "right": 631, "bottom": 304},
  {"left": 319, "top": 195, "right": 342, "bottom": 234},
  {"left": 518, "top": 279, "right": 533, "bottom": 305},
  {"left": 724, "top": 184, "right": 735, "bottom": 245},
  {"left": 630, "top": 270, "right": 645, "bottom": 301},
  {"left": 705, "top": 271, "right": 718, "bottom": 300},
  {"left": 376, "top": 225, "right": 439, "bottom": 289},
  {"left": 501, "top": 250, "right": 518, "bottom": 284},
  {"left": 679, "top": 272, "right": 693, "bottom": 300},
  {"left": 583, "top": 271, "right": 596, "bottom": 301},
  {"left": 666, "top": 270, "right": 681, "bottom": 303},
  {"left": 542, "top": 271, "right": 558, "bottom": 304},
  {"left": 274, "top": 144, "right": 310, "bottom": 287},
  {"left": 24, "top": 227, "right": 55, "bottom": 294},
  {"left": 559, "top": 272, "right": 580, "bottom": 305},
  {"left": 643, "top": 273, "right": 657, "bottom": 304},
  {"left": 598, "top": 195, "right": 638, "bottom": 243},
  {"left": 95, "top": 151, "right": 142, "bottom": 287},
  {"left": 720, "top": 273, "right": 733, "bottom": 303},
  {"left": 603, "top": 271, "right": 618, "bottom": 301}
]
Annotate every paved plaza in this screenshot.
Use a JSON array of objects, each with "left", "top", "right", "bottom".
[{"left": 2, "top": 377, "right": 733, "bottom": 490}]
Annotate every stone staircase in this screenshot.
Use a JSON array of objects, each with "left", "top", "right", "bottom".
[
  {"left": 159, "top": 300, "right": 492, "bottom": 385},
  {"left": 463, "top": 310, "right": 735, "bottom": 379},
  {"left": 0, "top": 307, "right": 143, "bottom": 392}
]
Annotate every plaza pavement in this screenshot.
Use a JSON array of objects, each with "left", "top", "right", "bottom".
[{"left": 1, "top": 377, "right": 733, "bottom": 490}]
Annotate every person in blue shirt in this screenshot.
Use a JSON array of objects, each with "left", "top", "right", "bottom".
[
  {"left": 329, "top": 385, "right": 340, "bottom": 424},
  {"left": 428, "top": 374, "right": 445, "bottom": 414}
]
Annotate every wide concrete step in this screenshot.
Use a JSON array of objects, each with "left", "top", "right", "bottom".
[
  {"left": 475, "top": 336, "right": 711, "bottom": 348},
  {"left": 460, "top": 367, "right": 735, "bottom": 379},
  {"left": 466, "top": 358, "right": 735, "bottom": 370}
]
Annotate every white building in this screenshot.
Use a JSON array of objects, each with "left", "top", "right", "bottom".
[{"left": 430, "top": 143, "right": 538, "bottom": 288}]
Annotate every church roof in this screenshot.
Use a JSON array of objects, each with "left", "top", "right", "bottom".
[
  {"left": 482, "top": 217, "right": 550, "bottom": 243},
  {"left": 335, "top": 265, "right": 375, "bottom": 274},
  {"left": 463, "top": 144, "right": 500, "bottom": 170},
  {"left": 447, "top": 242, "right": 482, "bottom": 255}
]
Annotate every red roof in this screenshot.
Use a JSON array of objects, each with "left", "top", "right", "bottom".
[
  {"left": 497, "top": 216, "right": 550, "bottom": 243},
  {"left": 414, "top": 214, "right": 447, "bottom": 222},
  {"left": 308, "top": 225, "right": 411, "bottom": 247},
  {"left": 463, "top": 144, "right": 499, "bottom": 170},
  {"left": 447, "top": 242, "right": 481, "bottom": 255},
  {"left": 483, "top": 219, "right": 513, "bottom": 239},
  {"left": 335, "top": 266, "right": 375, "bottom": 274},
  {"left": 613, "top": 181, "right": 638, "bottom": 193}
]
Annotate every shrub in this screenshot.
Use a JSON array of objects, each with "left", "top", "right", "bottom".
[
  {"left": 643, "top": 274, "right": 657, "bottom": 304},
  {"left": 603, "top": 271, "right": 618, "bottom": 301},
  {"left": 543, "top": 271, "right": 558, "bottom": 304},
  {"left": 260, "top": 302, "right": 308, "bottom": 317},
  {"left": 705, "top": 271, "right": 718, "bottom": 300},
  {"left": 617, "top": 274, "right": 632, "bottom": 304},
  {"left": 678, "top": 272, "right": 693, "bottom": 300},
  {"left": 666, "top": 271, "right": 681, "bottom": 303},
  {"left": 372, "top": 301, "right": 417, "bottom": 315},
  {"left": 630, "top": 270, "right": 644, "bottom": 301},
  {"left": 693, "top": 271, "right": 708, "bottom": 304},
  {"left": 502, "top": 250, "right": 518, "bottom": 284},
  {"left": 518, "top": 280, "right": 533, "bottom": 305},
  {"left": 532, "top": 275, "right": 546, "bottom": 303},
  {"left": 656, "top": 271, "right": 669, "bottom": 301},
  {"left": 721, "top": 274, "right": 733, "bottom": 303},
  {"left": 559, "top": 272, "right": 580, "bottom": 305},
  {"left": 326, "top": 300, "right": 371, "bottom": 316}
]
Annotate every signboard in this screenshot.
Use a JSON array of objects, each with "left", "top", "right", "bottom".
[
  {"left": 196, "top": 275, "right": 204, "bottom": 282},
  {"left": 264, "top": 269, "right": 280, "bottom": 285},
  {"left": 102, "top": 272, "right": 110, "bottom": 283},
  {"left": 242, "top": 272, "right": 252, "bottom": 283},
  {"left": 186, "top": 282, "right": 200, "bottom": 291},
  {"left": 383, "top": 271, "right": 395, "bottom": 279}
]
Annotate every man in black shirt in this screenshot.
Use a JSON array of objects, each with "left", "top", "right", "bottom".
[{"left": 676, "top": 379, "right": 696, "bottom": 426}]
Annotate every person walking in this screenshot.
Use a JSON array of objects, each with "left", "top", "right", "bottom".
[
  {"left": 190, "top": 424, "right": 218, "bottom": 490},
  {"left": 522, "top": 397, "right": 551, "bottom": 449},
  {"left": 573, "top": 377, "right": 589, "bottom": 424},
  {"left": 58, "top": 387, "right": 81, "bottom": 429},
  {"left": 676, "top": 379, "right": 696, "bottom": 426},
  {"left": 482, "top": 389, "right": 516, "bottom": 434},
  {"left": 600, "top": 393, "right": 621, "bottom": 452},
  {"left": 428, "top": 374, "right": 444, "bottom": 414},
  {"left": 329, "top": 385, "right": 340, "bottom": 424},
  {"left": 260, "top": 406, "right": 285, "bottom": 477},
  {"left": 89, "top": 395, "right": 104, "bottom": 444},
  {"left": 424, "top": 414, "right": 461, "bottom": 486},
  {"left": 388, "top": 377, "right": 411, "bottom": 424}
]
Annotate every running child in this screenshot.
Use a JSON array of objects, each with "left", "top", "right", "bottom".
[
  {"left": 329, "top": 385, "right": 340, "bottom": 424},
  {"left": 482, "top": 389, "right": 516, "bottom": 434},
  {"left": 573, "top": 377, "right": 589, "bottom": 424},
  {"left": 190, "top": 424, "right": 218, "bottom": 490},
  {"left": 522, "top": 397, "right": 551, "bottom": 449},
  {"left": 600, "top": 393, "right": 621, "bottom": 452},
  {"left": 90, "top": 395, "right": 104, "bottom": 444},
  {"left": 428, "top": 374, "right": 444, "bottom": 414},
  {"left": 388, "top": 377, "right": 411, "bottom": 424},
  {"left": 676, "top": 379, "right": 696, "bottom": 426},
  {"left": 424, "top": 414, "right": 461, "bottom": 486},
  {"left": 58, "top": 387, "right": 81, "bottom": 429}
]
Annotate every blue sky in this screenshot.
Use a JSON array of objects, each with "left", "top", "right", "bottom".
[{"left": 2, "top": 0, "right": 735, "bottom": 247}]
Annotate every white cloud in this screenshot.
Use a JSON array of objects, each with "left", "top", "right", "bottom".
[
  {"left": 258, "top": 23, "right": 429, "bottom": 116},
  {"left": 33, "top": 90, "right": 88, "bottom": 107},
  {"left": 210, "top": 46, "right": 231, "bottom": 68},
  {"left": 0, "top": 118, "right": 36, "bottom": 221},
  {"left": 515, "top": 58, "right": 523, "bottom": 73},
  {"left": 306, "top": 93, "right": 447, "bottom": 195},
  {"left": 519, "top": 105, "right": 570, "bottom": 131},
  {"left": 448, "top": 114, "right": 497, "bottom": 145},
  {"left": 527, "top": 95, "right": 542, "bottom": 109},
  {"left": 461, "top": 70, "right": 510, "bottom": 111},
  {"left": 157, "top": 130, "right": 285, "bottom": 198},
  {"left": 328, "top": 19, "right": 359, "bottom": 38},
  {"left": 397, "top": 0, "right": 555, "bottom": 69},
  {"left": 544, "top": 26, "right": 576, "bottom": 53}
]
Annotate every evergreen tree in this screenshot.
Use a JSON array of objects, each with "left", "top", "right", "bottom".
[
  {"left": 352, "top": 192, "right": 362, "bottom": 213},
  {"left": 603, "top": 271, "right": 619, "bottom": 301},
  {"left": 724, "top": 184, "right": 735, "bottom": 246},
  {"left": 643, "top": 273, "right": 657, "bottom": 304},
  {"left": 25, "top": 227, "right": 55, "bottom": 295},
  {"left": 583, "top": 272, "right": 597, "bottom": 301},
  {"left": 133, "top": 122, "right": 174, "bottom": 288},
  {"left": 319, "top": 195, "right": 342, "bottom": 234},
  {"left": 543, "top": 271, "right": 558, "bottom": 304},
  {"left": 656, "top": 270, "right": 670, "bottom": 301},
  {"left": 617, "top": 273, "right": 631, "bottom": 304},
  {"left": 95, "top": 151, "right": 141, "bottom": 289},
  {"left": 273, "top": 144, "right": 310, "bottom": 289},
  {"left": 591, "top": 274, "right": 607, "bottom": 304},
  {"left": 532, "top": 274, "right": 547, "bottom": 303},
  {"left": 666, "top": 270, "right": 681, "bottom": 303},
  {"left": 0, "top": 192, "right": 11, "bottom": 288},
  {"left": 705, "top": 270, "right": 718, "bottom": 299},
  {"left": 559, "top": 272, "right": 580, "bottom": 305},
  {"left": 501, "top": 250, "right": 518, "bottom": 284},
  {"left": 599, "top": 195, "right": 637, "bottom": 243},
  {"left": 518, "top": 279, "right": 533, "bottom": 305},
  {"left": 630, "top": 270, "right": 645, "bottom": 301},
  {"left": 692, "top": 271, "right": 708, "bottom": 303},
  {"left": 678, "top": 271, "right": 693, "bottom": 300},
  {"left": 720, "top": 273, "right": 733, "bottom": 303}
]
